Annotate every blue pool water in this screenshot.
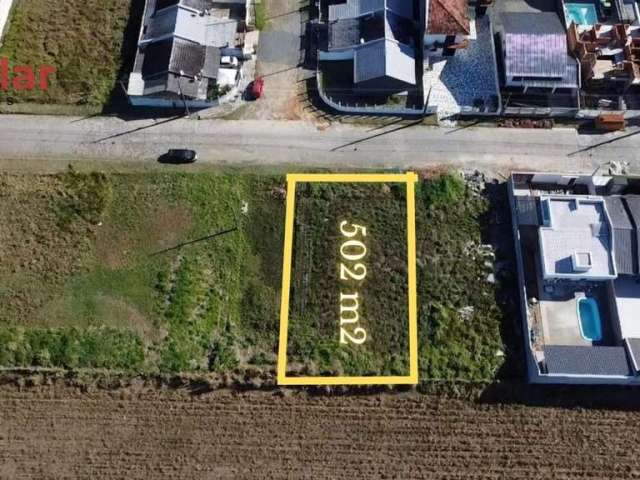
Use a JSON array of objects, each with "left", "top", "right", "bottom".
[
  {"left": 565, "top": 3, "right": 598, "bottom": 25},
  {"left": 578, "top": 297, "right": 603, "bottom": 342}
]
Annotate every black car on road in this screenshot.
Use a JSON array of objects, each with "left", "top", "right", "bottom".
[{"left": 158, "top": 149, "right": 198, "bottom": 164}]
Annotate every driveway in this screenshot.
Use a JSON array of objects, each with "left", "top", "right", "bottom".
[{"left": 238, "top": 0, "right": 314, "bottom": 120}]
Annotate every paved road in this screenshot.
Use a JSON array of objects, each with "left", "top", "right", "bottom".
[{"left": 0, "top": 114, "right": 638, "bottom": 174}]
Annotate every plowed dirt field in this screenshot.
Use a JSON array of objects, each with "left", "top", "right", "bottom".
[{"left": 1, "top": 386, "right": 639, "bottom": 479}]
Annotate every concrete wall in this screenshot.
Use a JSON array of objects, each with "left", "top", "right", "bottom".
[
  {"left": 318, "top": 49, "right": 355, "bottom": 61},
  {"left": 0, "top": 0, "right": 14, "bottom": 42},
  {"left": 129, "top": 96, "right": 218, "bottom": 109}
]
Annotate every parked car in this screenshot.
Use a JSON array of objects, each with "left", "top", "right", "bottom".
[
  {"left": 158, "top": 149, "right": 198, "bottom": 164},
  {"left": 220, "top": 56, "right": 239, "bottom": 67},
  {"left": 247, "top": 76, "right": 264, "bottom": 100}
]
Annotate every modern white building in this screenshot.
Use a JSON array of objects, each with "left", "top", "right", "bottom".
[{"left": 510, "top": 172, "right": 640, "bottom": 384}]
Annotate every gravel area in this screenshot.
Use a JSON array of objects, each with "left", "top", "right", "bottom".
[{"left": 425, "top": 13, "right": 500, "bottom": 120}]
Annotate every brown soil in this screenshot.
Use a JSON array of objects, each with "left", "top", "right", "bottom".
[
  {"left": 95, "top": 202, "right": 192, "bottom": 269},
  {"left": 1, "top": 385, "right": 639, "bottom": 479}
]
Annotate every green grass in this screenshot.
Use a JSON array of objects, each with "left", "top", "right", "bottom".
[
  {"left": 0, "top": 172, "right": 285, "bottom": 373},
  {"left": 0, "top": 327, "right": 144, "bottom": 370},
  {"left": 0, "top": 171, "right": 507, "bottom": 382},
  {"left": 416, "top": 173, "right": 505, "bottom": 381},
  {"left": 0, "top": 0, "right": 136, "bottom": 106},
  {"left": 254, "top": 1, "right": 268, "bottom": 30},
  {"left": 287, "top": 183, "right": 410, "bottom": 376}
]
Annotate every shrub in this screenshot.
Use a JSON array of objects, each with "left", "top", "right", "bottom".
[
  {"left": 0, "top": 327, "right": 145, "bottom": 370},
  {"left": 422, "top": 173, "right": 466, "bottom": 209}
]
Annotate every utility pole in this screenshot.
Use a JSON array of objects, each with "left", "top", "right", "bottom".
[{"left": 176, "top": 73, "right": 192, "bottom": 117}]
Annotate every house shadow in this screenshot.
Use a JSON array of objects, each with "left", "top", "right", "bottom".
[
  {"left": 99, "top": 0, "right": 197, "bottom": 121},
  {"left": 478, "top": 180, "right": 527, "bottom": 383},
  {"left": 479, "top": 381, "right": 640, "bottom": 411},
  {"left": 102, "top": 0, "right": 146, "bottom": 117}
]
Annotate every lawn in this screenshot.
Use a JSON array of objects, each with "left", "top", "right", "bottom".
[
  {"left": 0, "top": 170, "right": 509, "bottom": 382},
  {"left": 0, "top": 0, "right": 140, "bottom": 107}
]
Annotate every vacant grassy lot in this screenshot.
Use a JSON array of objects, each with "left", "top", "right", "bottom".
[
  {"left": 0, "top": 171, "right": 509, "bottom": 381},
  {"left": 416, "top": 174, "right": 506, "bottom": 381},
  {"left": 0, "top": 0, "right": 138, "bottom": 107},
  {"left": 287, "top": 183, "right": 410, "bottom": 377},
  {"left": 0, "top": 171, "right": 285, "bottom": 372}
]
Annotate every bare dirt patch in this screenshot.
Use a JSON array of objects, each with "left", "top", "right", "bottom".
[
  {"left": 1, "top": 385, "right": 640, "bottom": 479},
  {"left": 95, "top": 202, "right": 193, "bottom": 270}
]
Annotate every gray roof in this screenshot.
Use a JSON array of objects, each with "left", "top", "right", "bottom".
[
  {"left": 626, "top": 338, "right": 640, "bottom": 372},
  {"left": 129, "top": 0, "right": 240, "bottom": 100},
  {"left": 516, "top": 196, "right": 540, "bottom": 226},
  {"left": 202, "top": 46, "right": 221, "bottom": 79},
  {"left": 354, "top": 38, "right": 416, "bottom": 85},
  {"left": 624, "top": 196, "right": 640, "bottom": 274},
  {"left": 501, "top": 12, "right": 568, "bottom": 79},
  {"left": 142, "top": 37, "right": 210, "bottom": 78},
  {"left": 502, "top": 11, "right": 565, "bottom": 35},
  {"left": 518, "top": 58, "right": 579, "bottom": 89},
  {"left": 330, "top": 0, "right": 384, "bottom": 20},
  {"left": 328, "top": 2, "right": 415, "bottom": 50},
  {"left": 328, "top": 0, "right": 413, "bottom": 21},
  {"left": 326, "top": 1, "right": 417, "bottom": 86},
  {"left": 605, "top": 196, "right": 636, "bottom": 275},
  {"left": 329, "top": 17, "right": 374, "bottom": 49},
  {"left": 144, "top": 6, "right": 179, "bottom": 40},
  {"left": 544, "top": 345, "right": 632, "bottom": 376}
]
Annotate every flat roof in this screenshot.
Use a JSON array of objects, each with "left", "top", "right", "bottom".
[{"left": 539, "top": 196, "right": 616, "bottom": 279}]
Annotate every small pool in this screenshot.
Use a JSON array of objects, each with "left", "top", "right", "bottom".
[
  {"left": 578, "top": 297, "right": 603, "bottom": 342},
  {"left": 565, "top": 3, "right": 598, "bottom": 26}
]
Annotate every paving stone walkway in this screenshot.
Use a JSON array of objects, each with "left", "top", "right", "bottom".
[{"left": 425, "top": 13, "right": 500, "bottom": 121}]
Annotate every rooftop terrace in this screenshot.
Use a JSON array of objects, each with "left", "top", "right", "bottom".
[{"left": 539, "top": 196, "right": 617, "bottom": 280}]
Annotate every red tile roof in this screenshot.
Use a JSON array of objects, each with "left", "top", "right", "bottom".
[{"left": 427, "top": 0, "right": 470, "bottom": 36}]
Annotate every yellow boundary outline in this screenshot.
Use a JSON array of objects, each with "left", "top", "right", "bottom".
[{"left": 277, "top": 172, "right": 419, "bottom": 386}]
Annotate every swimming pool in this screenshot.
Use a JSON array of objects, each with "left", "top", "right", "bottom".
[
  {"left": 565, "top": 3, "right": 598, "bottom": 26},
  {"left": 577, "top": 297, "right": 603, "bottom": 342}
]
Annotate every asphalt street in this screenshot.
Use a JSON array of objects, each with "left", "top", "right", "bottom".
[{"left": 0, "top": 114, "right": 638, "bottom": 174}]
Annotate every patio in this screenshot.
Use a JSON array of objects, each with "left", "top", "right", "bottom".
[
  {"left": 424, "top": 13, "right": 500, "bottom": 120},
  {"left": 538, "top": 281, "right": 616, "bottom": 346}
]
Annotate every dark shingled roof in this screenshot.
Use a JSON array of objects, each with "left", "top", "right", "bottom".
[
  {"left": 516, "top": 196, "right": 540, "bottom": 226},
  {"left": 624, "top": 195, "right": 640, "bottom": 275},
  {"left": 605, "top": 196, "right": 636, "bottom": 275},
  {"left": 142, "top": 38, "right": 206, "bottom": 79},
  {"left": 544, "top": 345, "right": 632, "bottom": 377},
  {"left": 626, "top": 338, "right": 640, "bottom": 372},
  {"left": 427, "top": 0, "right": 470, "bottom": 35}
]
